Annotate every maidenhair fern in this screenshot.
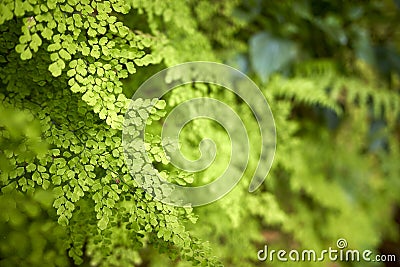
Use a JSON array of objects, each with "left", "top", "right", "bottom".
[
  {"left": 0, "top": 1, "right": 221, "bottom": 266},
  {"left": 1, "top": 1, "right": 399, "bottom": 267}
]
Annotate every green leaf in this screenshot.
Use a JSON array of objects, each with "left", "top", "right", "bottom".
[
  {"left": 67, "top": 69, "right": 76, "bottom": 77},
  {"left": 59, "top": 49, "right": 71, "bottom": 60},
  {"left": 53, "top": 196, "right": 66, "bottom": 208},
  {"left": 42, "top": 180, "right": 50, "bottom": 190},
  {"left": 26, "top": 163, "right": 36, "bottom": 172},
  {"left": 88, "top": 28, "right": 97, "bottom": 37},
  {"left": 81, "top": 46, "right": 90, "bottom": 56},
  {"left": 172, "top": 235, "right": 184, "bottom": 246},
  {"left": 155, "top": 100, "right": 166, "bottom": 109},
  {"left": 90, "top": 47, "right": 100, "bottom": 58},
  {"left": 58, "top": 214, "right": 69, "bottom": 226},
  {"left": 126, "top": 61, "right": 135, "bottom": 74},
  {"left": 20, "top": 48, "right": 32, "bottom": 60},
  {"left": 249, "top": 32, "right": 297, "bottom": 83},
  {"left": 32, "top": 171, "right": 40, "bottom": 181},
  {"left": 30, "top": 33, "right": 42, "bottom": 51},
  {"left": 48, "top": 42, "right": 61, "bottom": 52},
  {"left": 71, "top": 83, "right": 82, "bottom": 93},
  {"left": 15, "top": 43, "right": 27, "bottom": 53},
  {"left": 98, "top": 216, "right": 109, "bottom": 230},
  {"left": 42, "top": 27, "right": 53, "bottom": 40},
  {"left": 19, "top": 34, "right": 31, "bottom": 44},
  {"left": 37, "top": 165, "right": 46, "bottom": 172},
  {"left": 84, "top": 165, "right": 94, "bottom": 172},
  {"left": 51, "top": 175, "right": 61, "bottom": 185},
  {"left": 49, "top": 61, "right": 62, "bottom": 76}
]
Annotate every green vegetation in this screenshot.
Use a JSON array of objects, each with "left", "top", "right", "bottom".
[{"left": 1, "top": 0, "right": 399, "bottom": 266}]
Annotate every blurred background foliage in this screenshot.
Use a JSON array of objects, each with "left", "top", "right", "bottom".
[
  {"left": 1, "top": 0, "right": 400, "bottom": 266},
  {"left": 142, "top": 0, "right": 400, "bottom": 266}
]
